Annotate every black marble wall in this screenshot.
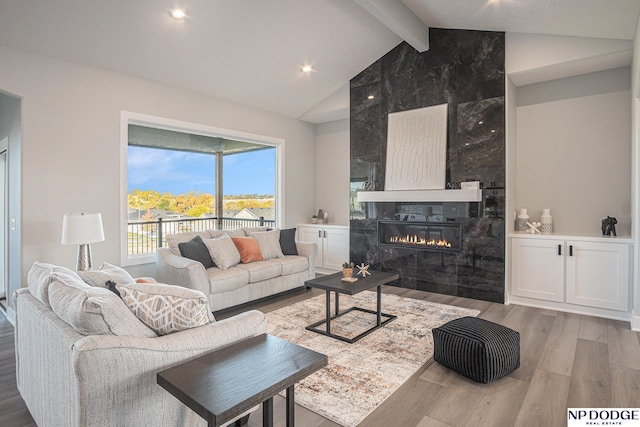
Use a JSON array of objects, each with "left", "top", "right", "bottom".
[{"left": 349, "top": 29, "right": 506, "bottom": 303}]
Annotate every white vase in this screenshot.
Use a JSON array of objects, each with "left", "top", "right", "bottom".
[
  {"left": 517, "top": 208, "right": 529, "bottom": 232},
  {"left": 541, "top": 209, "right": 553, "bottom": 234}
]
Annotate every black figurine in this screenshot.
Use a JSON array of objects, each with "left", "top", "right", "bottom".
[{"left": 601, "top": 216, "right": 617, "bottom": 236}]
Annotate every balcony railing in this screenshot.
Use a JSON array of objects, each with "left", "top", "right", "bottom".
[{"left": 127, "top": 216, "right": 275, "bottom": 255}]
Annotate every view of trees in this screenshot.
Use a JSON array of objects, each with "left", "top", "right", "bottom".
[{"left": 128, "top": 189, "right": 274, "bottom": 218}]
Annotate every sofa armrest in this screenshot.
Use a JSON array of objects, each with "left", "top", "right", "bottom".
[
  {"left": 156, "top": 247, "right": 209, "bottom": 295},
  {"left": 295, "top": 241, "right": 317, "bottom": 277},
  {"left": 70, "top": 310, "right": 267, "bottom": 427}
]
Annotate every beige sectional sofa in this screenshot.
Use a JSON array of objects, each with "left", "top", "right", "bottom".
[
  {"left": 14, "top": 262, "right": 266, "bottom": 427},
  {"left": 156, "top": 227, "right": 317, "bottom": 312}
]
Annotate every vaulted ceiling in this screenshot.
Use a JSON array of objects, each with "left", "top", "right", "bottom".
[{"left": 0, "top": 0, "right": 638, "bottom": 124}]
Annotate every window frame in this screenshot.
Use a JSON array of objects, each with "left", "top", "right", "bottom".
[{"left": 120, "top": 111, "right": 284, "bottom": 266}]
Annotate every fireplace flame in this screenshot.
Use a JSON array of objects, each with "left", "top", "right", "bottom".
[{"left": 389, "top": 234, "right": 452, "bottom": 248}]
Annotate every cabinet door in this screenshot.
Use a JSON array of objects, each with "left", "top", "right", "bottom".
[
  {"left": 322, "top": 227, "right": 350, "bottom": 271},
  {"left": 297, "top": 226, "right": 323, "bottom": 268},
  {"left": 565, "top": 241, "right": 630, "bottom": 311},
  {"left": 510, "top": 238, "right": 565, "bottom": 302}
]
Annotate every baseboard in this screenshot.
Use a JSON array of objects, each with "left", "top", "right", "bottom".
[{"left": 631, "top": 314, "right": 640, "bottom": 332}]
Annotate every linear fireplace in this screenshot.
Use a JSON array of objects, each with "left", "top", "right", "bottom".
[{"left": 377, "top": 220, "right": 462, "bottom": 252}]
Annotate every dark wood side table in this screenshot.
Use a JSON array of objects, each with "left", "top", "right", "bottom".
[
  {"left": 157, "top": 334, "right": 327, "bottom": 427},
  {"left": 304, "top": 270, "right": 400, "bottom": 343}
]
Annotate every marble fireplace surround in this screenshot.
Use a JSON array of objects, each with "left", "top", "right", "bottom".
[{"left": 349, "top": 28, "right": 506, "bottom": 303}]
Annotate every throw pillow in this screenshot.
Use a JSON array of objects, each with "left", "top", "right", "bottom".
[
  {"left": 27, "top": 261, "right": 81, "bottom": 306},
  {"left": 116, "top": 282, "right": 215, "bottom": 336},
  {"left": 78, "top": 262, "right": 135, "bottom": 288},
  {"left": 279, "top": 228, "right": 298, "bottom": 256},
  {"left": 166, "top": 231, "right": 212, "bottom": 255},
  {"left": 48, "top": 276, "right": 157, "bottom": 337},
  {"left": 248, "top": 229, "right": 284, "bottom": 260},
  {"left": 231, "top": 237, "right": 265, "bottom": 263},
  {"left": 178, "top": 235, "right": 214, "bottom": 269},
  {"left": 202, "top": 235, "right": 241, "bottom": 270}
]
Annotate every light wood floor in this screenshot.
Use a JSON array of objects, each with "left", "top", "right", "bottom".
[{"left": 2, "top": 287, "right": 640, "bottom": 426}]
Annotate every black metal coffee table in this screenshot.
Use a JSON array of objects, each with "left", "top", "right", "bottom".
[{"left": 304, "top": 270, "right": 399, "bottom": 343}]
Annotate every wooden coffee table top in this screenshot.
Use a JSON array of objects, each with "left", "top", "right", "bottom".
[
  {"left": 305, "top": 270, "right": 400, "bottom": 295},
  {"left": 157, "top": 334, "right": 327, "bottom": 427}
]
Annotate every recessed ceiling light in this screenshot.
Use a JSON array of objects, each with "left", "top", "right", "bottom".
[
  {"left": 367, "top": 95, "right": 375, "bottom": 100},
  {"left": 302, "top": 65, "right": 313, "bottom": 73},
  {"left": 170, "top": 8, "right": 186, "bottom": 19}
]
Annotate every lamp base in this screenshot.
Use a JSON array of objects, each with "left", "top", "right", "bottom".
[{"left": 76, "top": 244, "right": 93, "bottom": 272}]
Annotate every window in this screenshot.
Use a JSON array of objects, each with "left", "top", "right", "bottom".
[{"left": 121, "top": 112, "right": 283, "bottom": 265}]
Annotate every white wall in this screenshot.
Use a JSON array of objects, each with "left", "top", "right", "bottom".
[
  {"left": 515, "top": 67, "right": 632, "bottom": 235},
  {"left": 0, "top": 45, "right": 317, "bottom": 281},
  {"left": 631, "top": 20, "right": 640, "bottom": 331},
  {"left": 0, "top": 93, "right": 21, "bottom": 315},
  {"left": 506, "top": 33, "right": 632, "bottom": 86},
  {"left": 314, "top": 119, "right": 350, "bottom": 226}
]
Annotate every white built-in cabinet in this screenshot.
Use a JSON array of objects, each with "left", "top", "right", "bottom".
[
  {"left": 509, "top": 234, "right": 632, "bottom": 318},
  {"left": 297, "top": 224, "right": 349, "bottom": 272}
]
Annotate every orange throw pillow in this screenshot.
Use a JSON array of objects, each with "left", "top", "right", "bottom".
[{"left": 231, "top": 237, "right": 265, "bottom": 263}]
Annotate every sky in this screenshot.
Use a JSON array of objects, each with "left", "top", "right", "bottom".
[{"left": 128, "top": 146, "right": 275, "bottom": 196}]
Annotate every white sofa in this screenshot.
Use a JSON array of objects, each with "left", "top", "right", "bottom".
[
  {"left": 156, "top": 228, "right": 317, "bottom": 312},
  {"left": 14, "top": 262, "right": 267, "bottom": 427}
]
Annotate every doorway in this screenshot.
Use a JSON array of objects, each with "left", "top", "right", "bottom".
[{"left": 0, "top": 137, "right": 7, "bottom": 310}]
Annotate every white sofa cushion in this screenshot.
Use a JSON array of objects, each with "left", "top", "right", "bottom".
[
  {"left": 27, "top": 262, "right": 81, "bottom": 307},
  {"left": 235, "top": 259, "right": 283, "bottom": 283},
  {"left": 242, "top": 226, "right": 269, "bottom": 235},
  {"left": 166, "top": 230, "right": 212, "bottom": 255},
  {"left": 116, "top": 282, "right": 215, "bottom": 336},
  {"left": 210, "top": 229, "right": 245, "bottom": 239},
  {"left": 279, "top": 256, "right": 310, "bottom": 276},
  {"left": 248, "top": 229, "right": 284, "bottom": 260},
  {"left": 48, "top": 274, "right": 157, "bottom": 337},
  {"left": 206, "top": 266, "right": 250, "bottom": 293},
  {"left": 203, "top": 235, "right": 241, "bottom": 270},
  {"left": 78, "top": 262, "right": 135, "bottom": 288}
]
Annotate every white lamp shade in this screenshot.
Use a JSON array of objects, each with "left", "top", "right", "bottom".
[{"left": 61, "top": 213, "right": 105, "bottom": 245}]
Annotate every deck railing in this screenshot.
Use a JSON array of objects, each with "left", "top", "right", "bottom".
[{"left": 127, "top": 216, "right": 274, "bottom": 255}]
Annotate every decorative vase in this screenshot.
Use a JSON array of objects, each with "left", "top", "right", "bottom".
[
  {"left": 517, "top": 208, "right": 529, "bottom": 232},
  {"left": 342, "top": 268, "right": 353, "bottom": 278},
  {"left": 323, "top": 211, "right": 329, "bottom": 224},
  {"left": 540, "top": 209, "right": 553, "bottom": 234},
  {"left": 317, "top": 209, "right": 324, "bottom": 224}
]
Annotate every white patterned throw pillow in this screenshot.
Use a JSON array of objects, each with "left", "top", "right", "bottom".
[{"left": 116, "top": 282, "right": 215, "bottom": 335}]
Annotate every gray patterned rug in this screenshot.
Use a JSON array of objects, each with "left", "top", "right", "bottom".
[{"left": 266, "top": 291, "right": 480, "bottom": 427}]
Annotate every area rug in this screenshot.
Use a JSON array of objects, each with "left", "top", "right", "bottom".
[{"left": 265, "top": 291, "right": 480, "bottom": 427}]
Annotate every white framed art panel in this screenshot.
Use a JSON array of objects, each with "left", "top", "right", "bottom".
[{"left": 385, "top": 103, "right": 448, "bottom": 190}]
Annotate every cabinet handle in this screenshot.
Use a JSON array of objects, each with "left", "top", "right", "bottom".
[
  {"left": 318, "top": 230, "right": 322, "bottom": 238},
  {"left": 324, "top": 230, "right": 327, "bottom": 238},
  {"left": 558, "top": 244, "right": 562, "bottom": 256},
  {"left": 569, "top": 245, "right": 573, "bottom": 256}
]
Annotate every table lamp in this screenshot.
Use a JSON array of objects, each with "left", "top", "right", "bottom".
[{"left": 61, "top": 213, "right": 105, "bottom": 271}]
